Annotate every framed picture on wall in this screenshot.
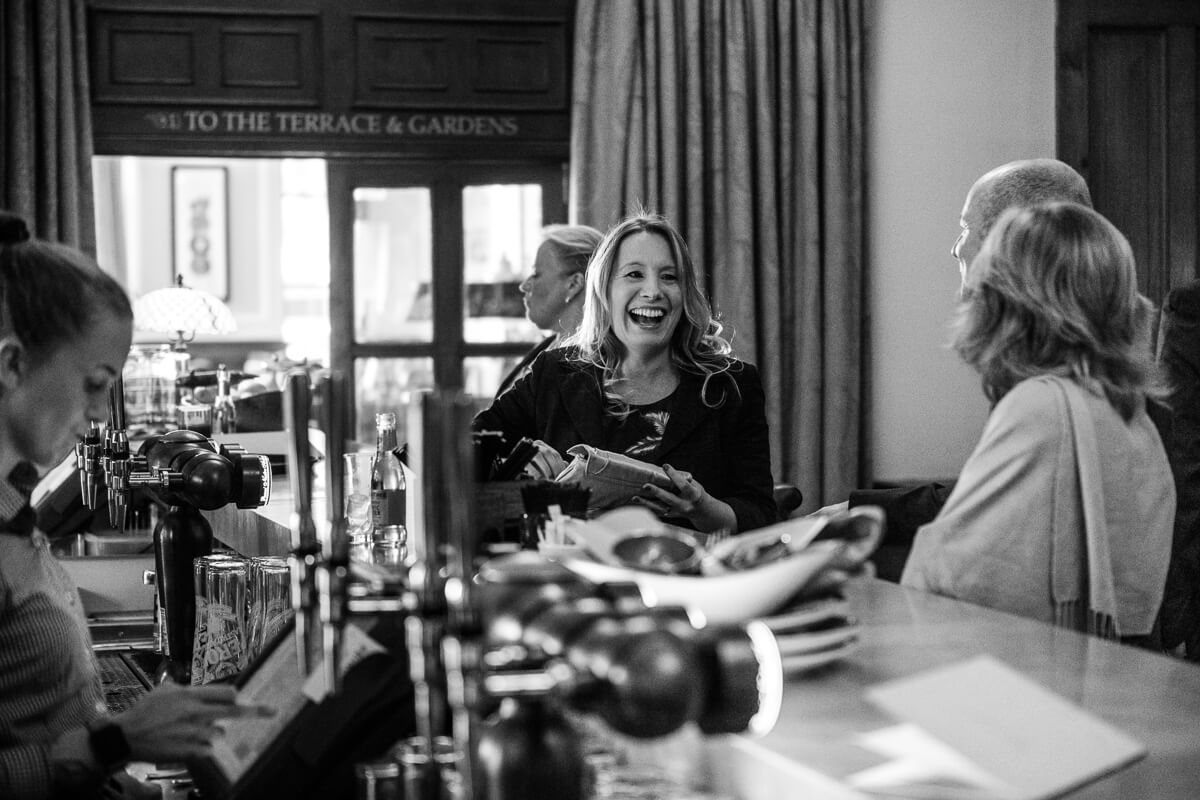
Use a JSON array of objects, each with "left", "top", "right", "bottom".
[{"left": 171, "top": 166, "right": 230, "bottom": 300}]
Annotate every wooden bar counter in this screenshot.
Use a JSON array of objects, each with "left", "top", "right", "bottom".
[
  {"left": 205, "top": 491, "right": 1200, "bottom": 798},
  {"left": 712, "top": 578, "right": 1200, "bottom": 799}
]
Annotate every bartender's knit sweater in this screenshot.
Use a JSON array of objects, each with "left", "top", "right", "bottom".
[{"left": 0, "top": 462, "right": 105, "bottom": 799}]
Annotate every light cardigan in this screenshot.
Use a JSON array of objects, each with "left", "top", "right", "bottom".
[{"left": 901, "top": 375, "right": 1175, "bottom": 637}]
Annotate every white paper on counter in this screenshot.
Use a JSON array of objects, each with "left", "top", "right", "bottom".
[
  {"left": 851, "top": 655, "right": 1145, "bottom": 800},
  {"left": 848, "top": 724, "right": 1013, "bottom": 799}
]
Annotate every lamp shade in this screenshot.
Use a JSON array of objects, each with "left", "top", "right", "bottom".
[{"left": 134, "top": 275, "right": 236, "bottom": 342}]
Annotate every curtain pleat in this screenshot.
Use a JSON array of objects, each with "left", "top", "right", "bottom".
[
  {"left": 571, "top": 0, "right": 866, "bottom": 510},
  {"left": 1, "top": 0, "right": 95, "bottom": 254}
]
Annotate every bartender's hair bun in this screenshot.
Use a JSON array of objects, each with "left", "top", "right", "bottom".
[
  {"left": 0, "top": 212, "right": 31, "bottom": 245},
  {"left": 0, "top": 211, "right": 132, "bottom": 355}
]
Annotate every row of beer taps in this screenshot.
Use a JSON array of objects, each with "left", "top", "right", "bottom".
[
  {"left": 76, "top": 375, "right": 273, "bottom": 530},
  {"left": 282, "top": 372, "right": 478, "bottom": 797},
  {"left": 76, "top": 378, "right": 135, "bottom": 530},
  {"left": 280, "top": 375, "right": 783, "bottom": 800},
  {"left": 77, "top": 369, "right": 778, "bottom": 799}
]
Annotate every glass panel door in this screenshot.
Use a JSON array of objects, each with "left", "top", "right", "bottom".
[
  {"left": 327, "top": 161, "right": 565, "bottom": 444},
  {"left": 354, "top": 187, "right": 434, "bottom": 344}
]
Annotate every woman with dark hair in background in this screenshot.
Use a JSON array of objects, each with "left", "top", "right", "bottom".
[
  {"left": 0, "top": 212, "right": 269, "bottom": 799},
  {"left": 901, "top": 202, "right": 1175, "bottom": 639},
  {"left": 494, "top": 224, "right": 604, "bottom": 398},
  {"left": 476, "top": 211, "right": 776, "bottom": 533}
]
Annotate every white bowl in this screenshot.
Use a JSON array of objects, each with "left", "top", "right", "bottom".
[{"left": 563, "top": 538, "right": 847, "bottom": 627}]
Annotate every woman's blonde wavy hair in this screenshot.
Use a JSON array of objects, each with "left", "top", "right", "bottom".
[
  {"left": 953, "top": 201, "right": 1157, "bottom": 420},
  {"left": 565, "top": 210, "right": 736, "bottom": 415}
]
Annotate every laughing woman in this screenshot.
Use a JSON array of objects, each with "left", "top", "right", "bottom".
[{"left": 474, "top": 211, "right": 777, "bottom": 533}]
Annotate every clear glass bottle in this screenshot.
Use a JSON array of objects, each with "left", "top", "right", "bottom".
[
  {"left": 148, "top": 344, "right": 178, "bottom": 432},
  {"left": 121, "top": 346, "right": 151, "bottom": 430},
  {"left": 371, "top": 412, "right": 407, "bottom": 565},
  {"left": 212, "top": 363, "right": 238, "bottom": 434}
]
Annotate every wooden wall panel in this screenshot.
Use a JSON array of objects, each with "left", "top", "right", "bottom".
[
  {"left": 91, "top": 10, "right": 319, "bottom": 105},
  {"left": 1058, "top": 0, "right": 1200, "bottom": 305},
  {"left": 108, "top": 29, "right": 193, "bottom": 86},
  {"left": 88, "top": 0, "right": 573, "bottom": 158},
  {"left": 1086, "top": 29, "right": 1168, "bottom": 301},
  {"left": 221, "top": 29, "right": 307, "bottom": 89},
  {"left": 354, "top": 19, "right": 565, "bottom": 108}
]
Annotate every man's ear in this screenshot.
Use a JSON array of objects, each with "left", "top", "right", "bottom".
[{"left": 0, "top": 336, "right": 26, "bottom": 390}]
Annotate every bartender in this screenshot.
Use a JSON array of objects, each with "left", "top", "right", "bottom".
[{"left": 0, "top": 213, "right": 270, "bottom": 799}]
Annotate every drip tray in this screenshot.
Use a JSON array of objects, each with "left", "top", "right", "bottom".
[{"left": 89, "top": 612, "right": 157, "bottom": 651}]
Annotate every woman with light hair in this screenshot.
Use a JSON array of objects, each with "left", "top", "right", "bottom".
[
  {"left": 476, "top": 211, "right": 776, "bottom": 533},
  {"left": 902, "top": 201, "right": 1175, "bottom": 639},
  {"left": 495, "top": 224, "right": 604, "bottom": 398}
]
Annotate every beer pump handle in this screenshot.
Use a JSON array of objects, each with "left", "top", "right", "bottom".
[
  {"left": 105, "top": 376, "right": 130, "bottom": 530},
  {"left": 316, "top": 370, "right": 349, "bottom": 563},
  {"left": 284, "top": 369, "right": 319, "bottom": 677},
  {"left": 314, "top": 370, "right": 348, "bottom": 694},
  {"left": 77, "top": 420, "right": 104, "bottom": 509}
]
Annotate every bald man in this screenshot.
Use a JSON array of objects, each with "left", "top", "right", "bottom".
[
  {"left": 849, "top": 158, "right": 1097, "bottom": 571},
  {"left": 952, "top": 158, "right": 1093, "bottom": 285},
  {"left": 858, "top": 159, "right": 1191, "bottom": 653}
]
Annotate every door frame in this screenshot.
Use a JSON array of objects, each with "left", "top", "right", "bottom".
[{"left": 326, "top": 159, "right": 566, "bottom": 432}]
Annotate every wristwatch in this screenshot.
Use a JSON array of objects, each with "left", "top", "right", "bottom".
[{"left": 88, "top": 720, "right": 132, "bottom": 770}]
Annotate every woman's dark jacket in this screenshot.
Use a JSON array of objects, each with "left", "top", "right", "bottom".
[{"left": 474, "top": 348, "right": 778, "bottom": 532}]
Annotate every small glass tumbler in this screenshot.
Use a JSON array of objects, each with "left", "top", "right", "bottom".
[
  {"left": 246, "top": 555, "right": 291, "bottom": 662},
  {"left": 201, "top": 558, "right": 248, "bottom": 683},
  {"left": 191, "top": 553, "right": 239, "bottom": 686},
  {"left": 344, "top": 452, "right": 375, "bottom": 547}
]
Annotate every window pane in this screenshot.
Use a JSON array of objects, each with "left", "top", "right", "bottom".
[
  {"left": 355, "top": 357, "right": 434, "bottom": 445},
  {"left": 354, "top": 187, "right": 433, "bottom": 343},
  {"left": 280, "top": 159, "right": 330, "bottom": 364},
  {"left": 462, "top": 184, "right": 545, "bottom": 344},
  {"left": 463, "top": 355, "right": 528, "bottom": 405}
]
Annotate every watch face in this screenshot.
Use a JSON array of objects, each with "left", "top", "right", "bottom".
[{"left": 90, "top": 722, "right": 132, "bottom": 768}]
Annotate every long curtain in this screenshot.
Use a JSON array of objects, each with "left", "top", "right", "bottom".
[
  {"left": 571, "top": 0, "right": 866, "bottom": 510},
  {"left": 1, "top": 0, "right": 95, "bottom": 253}
]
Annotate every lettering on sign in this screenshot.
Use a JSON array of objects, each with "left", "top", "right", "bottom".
[{"left": 143, "top": 110, "right": 521, "bottom": 138}]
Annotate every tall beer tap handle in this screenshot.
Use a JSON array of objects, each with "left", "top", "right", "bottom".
[
  {"left": 315, "top": 370, "right": 348, "bottom": 563},
  {"left": 314, "top": 370, "right": 348, "bottom": 693},
  {"left": 77, "top": 421, "right": 103, "bottom": 509},
  {"left": 108, "top": 374, "right": 127, "bottom": 431},
  {"left": 102, "top": 375, "right": 131, "bottom": 529},
  {"left": 284, "top": 369, "right": 319, "bottom": 677},
  {"left": 105, "top": 428, "right": 131, "bottom": 531}
]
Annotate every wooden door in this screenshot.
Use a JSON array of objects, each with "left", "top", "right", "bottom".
[
  {"left": 1058, "top": 0, "right": 1199, "bottom": 305},
  {"left": 326, "top": 159, "right": 566, "bottom": 443}
]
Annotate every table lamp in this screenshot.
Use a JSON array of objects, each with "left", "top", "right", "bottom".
[
  {"left": 133, "top": 275, "right": 237, "bottom": 417},
  {"left": 133, "top": 274, "right": 237, "bottom": 353}
]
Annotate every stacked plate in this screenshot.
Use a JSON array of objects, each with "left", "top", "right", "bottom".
[{"left": 759, "top": 595, "right": 862, "bottom": 675}]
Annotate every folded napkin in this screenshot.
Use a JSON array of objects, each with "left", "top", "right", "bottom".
[{"left": 554, "top": 444, "right": 674, "bottom": 511}]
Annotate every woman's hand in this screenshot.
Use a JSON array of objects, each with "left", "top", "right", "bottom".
[
  {"left": 521, "top": 439, "right": 567, "bottom": 480},
  {"left": 113, "top": 682, "right": 274, "bottom": 763},
  {"left": 633, "top": 464, "right": 737, "bottom": 533}
]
